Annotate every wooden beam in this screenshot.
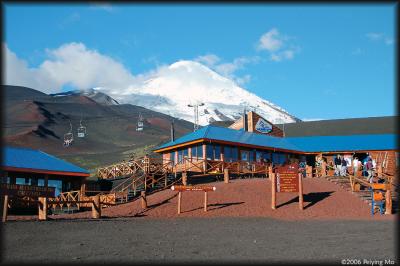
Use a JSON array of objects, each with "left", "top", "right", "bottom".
[{"left": 3, "top": 167, "right": 90, "bottom": 177}]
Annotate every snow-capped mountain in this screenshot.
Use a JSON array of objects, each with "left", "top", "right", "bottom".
[
  {"left": 51, "top": 88, "right": 119, "bottom": 105},
  {"left": 88, "top": 60, "right": 300, "bottom": 125}
]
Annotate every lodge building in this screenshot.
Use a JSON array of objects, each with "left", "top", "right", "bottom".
[
  {"left": 154, "top": 112, "right": 398, "bottom": 177},
  {"left": 2, "top": 146, "right": 90, "bottom": 197}
]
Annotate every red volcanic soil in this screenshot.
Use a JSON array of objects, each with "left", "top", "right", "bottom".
[
  {"left": 8, "top": 178, "right": 396, "bottom": 222},
  {"left": 146, "top": 117, "right": 170, "bottom": 130}
]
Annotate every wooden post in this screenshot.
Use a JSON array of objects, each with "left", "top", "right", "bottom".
[
  {"left": 164, "top": 173, "right": 168, "bottom": 188},
  {"left": 204, "top": 191, "right": 208, "bottom": 212},
  {"left": 38, "top": 197, "right": 47, "bottom": 221},
  {"left": 321, "top": 161, "right": 327, "bottom": 177},
  {"left": 298, "top": 173, "right": 303, "bottom": 210},
  {"left": 268, "top": 166, "right": 273, "bottom": 179},
  {"left": 385, "top": 186, "right": 392, "bottom": 215},
  {"left": 91, "top": 195, "right": 101, "bottom": 219},
  {"left": 202, "top": 144, "right": 207, "bottom": 174},
  {"left": 2, "top": 195, "right": 9, "bottom": 223},
  {"left": 377, "top": 164, "right": 383, "bottom": 178},
  {"left": 182, "top": 172, "right": 187, "bottom": 186},
  {"left": 271, "top": 173, "right": 276, "bottom": 210},
  {"left": 224, "top": 169, "right": 229, "bottom": 184},
  {"left": 177, "top": 191, "right": 182, "bottom": 214},
  {"left": 141, "top": 191, "right": 147, "bottom": 209},
  {"left": 80, "top": 182, "right": 86, "bottom": 197}
]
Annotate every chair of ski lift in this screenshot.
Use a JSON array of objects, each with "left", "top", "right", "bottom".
[
  {"left": 77, "top": 126, "right": 86, "bottom": 138},
  {"left": 136, "top": 121, "right": 144, "bottom": 131},
  {"left": 63, "top": 132, "right": 73, "bottom": 147}
]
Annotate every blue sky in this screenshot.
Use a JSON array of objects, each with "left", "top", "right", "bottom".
[{"left": 4, "top": 3, "right": 397, "bottom": 120}]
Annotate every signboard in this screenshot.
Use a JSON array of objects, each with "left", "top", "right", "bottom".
[
  {"left": 255, "top": 118, "right": 273, "bottom": 134},
  {"left": 271, "top": 163, "right": 303, "bottom": 210},
  {"left": 1, "top": 184, "right": 55, "bottom": 198},
  {"left": 171, "top": 185, "right": 216, "bottom": 192},
  {"left": 276, "top": 164, "right": 299, "bottom": 193}
]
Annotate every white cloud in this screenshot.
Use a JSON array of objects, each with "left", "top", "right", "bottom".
[
  {"left": 89, "top": 2, "right": 114, "bottom": 12},
  {"left": 4, "top": 42, "right": 138, "bottom": 93},
  {"left": 194, "top": 54, "right": 259, "bottom": 85},
  {"left": 366, "top": 32, "right": 394, "bottom": 45},
  {"left": 366, "top": 32, "right": 383, "bottom": 41},
  {"left": 256, "top": 28, "right": 299, "bottom": 62},
  {"left": 194, "top": 54, "right": 221, "bottom": 67},
  {"left": 257, "top": 28, "right": 283, "bottom": 52}
]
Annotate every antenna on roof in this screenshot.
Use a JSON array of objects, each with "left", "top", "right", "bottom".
[{"left": 188, "top": 102, "right": 204, "bottom": 131}]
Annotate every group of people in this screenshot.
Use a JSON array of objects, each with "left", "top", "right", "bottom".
[{"left": 334, "top": 154, "right": 376, "bottom": 183}]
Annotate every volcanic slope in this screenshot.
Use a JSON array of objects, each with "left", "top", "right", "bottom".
[{"left": 3, "top": 85, "right": 194, "bottom": 172}]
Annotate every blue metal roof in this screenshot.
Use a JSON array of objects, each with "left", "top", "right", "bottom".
[
  {"left": 155, "top": 125, "right": 397, "bottom": 153},
  {"left": 287, "top": 134, "right": 397, "bottom": 153},
  {"left": 3, "top": 146, "right": 90, "bottom": 175}
]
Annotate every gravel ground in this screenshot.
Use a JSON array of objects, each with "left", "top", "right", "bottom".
[
  {"left": 2, "top": 178, "right": 397, "bottom": 264},
  {"left": 1, "top": 217, "right": 397, "bottom": 264}
]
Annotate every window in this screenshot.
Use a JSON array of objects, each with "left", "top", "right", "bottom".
[
  {"left": 48, "top": 180, "right": 63, "bottom": 197},
  {"left": 256, "top": 151, "right": 263, "bottom": 162},
  {"left": 224, "top": 146, "right": 232, "bottom": 162},
  {"left": 206, "top": 144, "right": 221, "bottom": 160},
  {"left": 272, "top": 153, "right": 280, "bottom": 164},
  {"left": 191, "top": 146, "right": 197, "bottom": 158},
  {"left": 249, "top": 150, "right": 256, "bottom": 162},
  {"left": 241, "top": 150, "right": 249, "bottom": 161},
  {"left": 263, "top": 152, "right": 271, "bottom": 162},
  {"left": 206, "top": 145, "right": 213, "bottom": 160},
  {"left": 231, "top": 147, "right": 238, "bottom": 161},
  {"left": 197, "top": 144, "right": 203, "bottom": 159},
  {"left": 214, "top": 145, "right": 221, "bottom": 161},
  {"left": 183, "top": 148, "right": 189, "bottom": 158},
  {"left": 178, "top": 150, "right": 183, "bottom": 162},
  {"left": 38, "top": 179, "right": 45, "bottom": 187},
  {"left": 16, "top": 177, "right": 31, "bottom": 185},
  {"left": 171, "top": 151, "right": 176, "bottom": 163}
]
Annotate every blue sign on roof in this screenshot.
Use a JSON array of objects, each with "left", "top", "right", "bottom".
[
  {"left": 154, "top": 125, "right": 397, "bottom": 153},
  {"left": 3, "top": 146, "right": 90, "bottom": 175}
]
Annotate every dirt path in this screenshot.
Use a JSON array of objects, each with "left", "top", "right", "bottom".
[{"left": 2, "top": 217, "right": 396, "bottom": 263}]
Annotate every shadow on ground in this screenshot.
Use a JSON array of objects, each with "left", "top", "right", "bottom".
[
  {"left": 276, "top": 191, "right": 334, "bottom": 209},
  {"left": 182, "top": 201, "right": 245, "bottom": 213}
]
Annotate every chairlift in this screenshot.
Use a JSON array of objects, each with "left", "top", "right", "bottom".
[
  {"left": 136, "top": 113, "right": 144, "bottom": 131},
  {"left": 63, "top": 121, "right": 74, "bottom": 147},
  {"left": 77, "top": 118, "right": 86, "bottom": 138}
]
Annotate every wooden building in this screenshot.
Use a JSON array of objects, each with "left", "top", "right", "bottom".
[
  {"left": 2, "top": 146, "right": 90, "bottom": 197},
  {"left": 153, "top": 112, "right": 398, "bottom": 176}
]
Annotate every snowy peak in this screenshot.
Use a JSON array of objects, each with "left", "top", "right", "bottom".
[{"left": 96, "top": 60, "right": 300, "bottom": 125}]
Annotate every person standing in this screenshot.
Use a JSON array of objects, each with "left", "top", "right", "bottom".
[
  {"left": 366, "top": 158, "right": 374, "bottom": 183},
  {"left": 340, "top": 156, "right": 348, "bottom": 176},
  {"left": 334, "top": 155, "right": 341, "bottom": 176},
  {"left": 353, "top": 157, "right": 360, "bottom": 176}
]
